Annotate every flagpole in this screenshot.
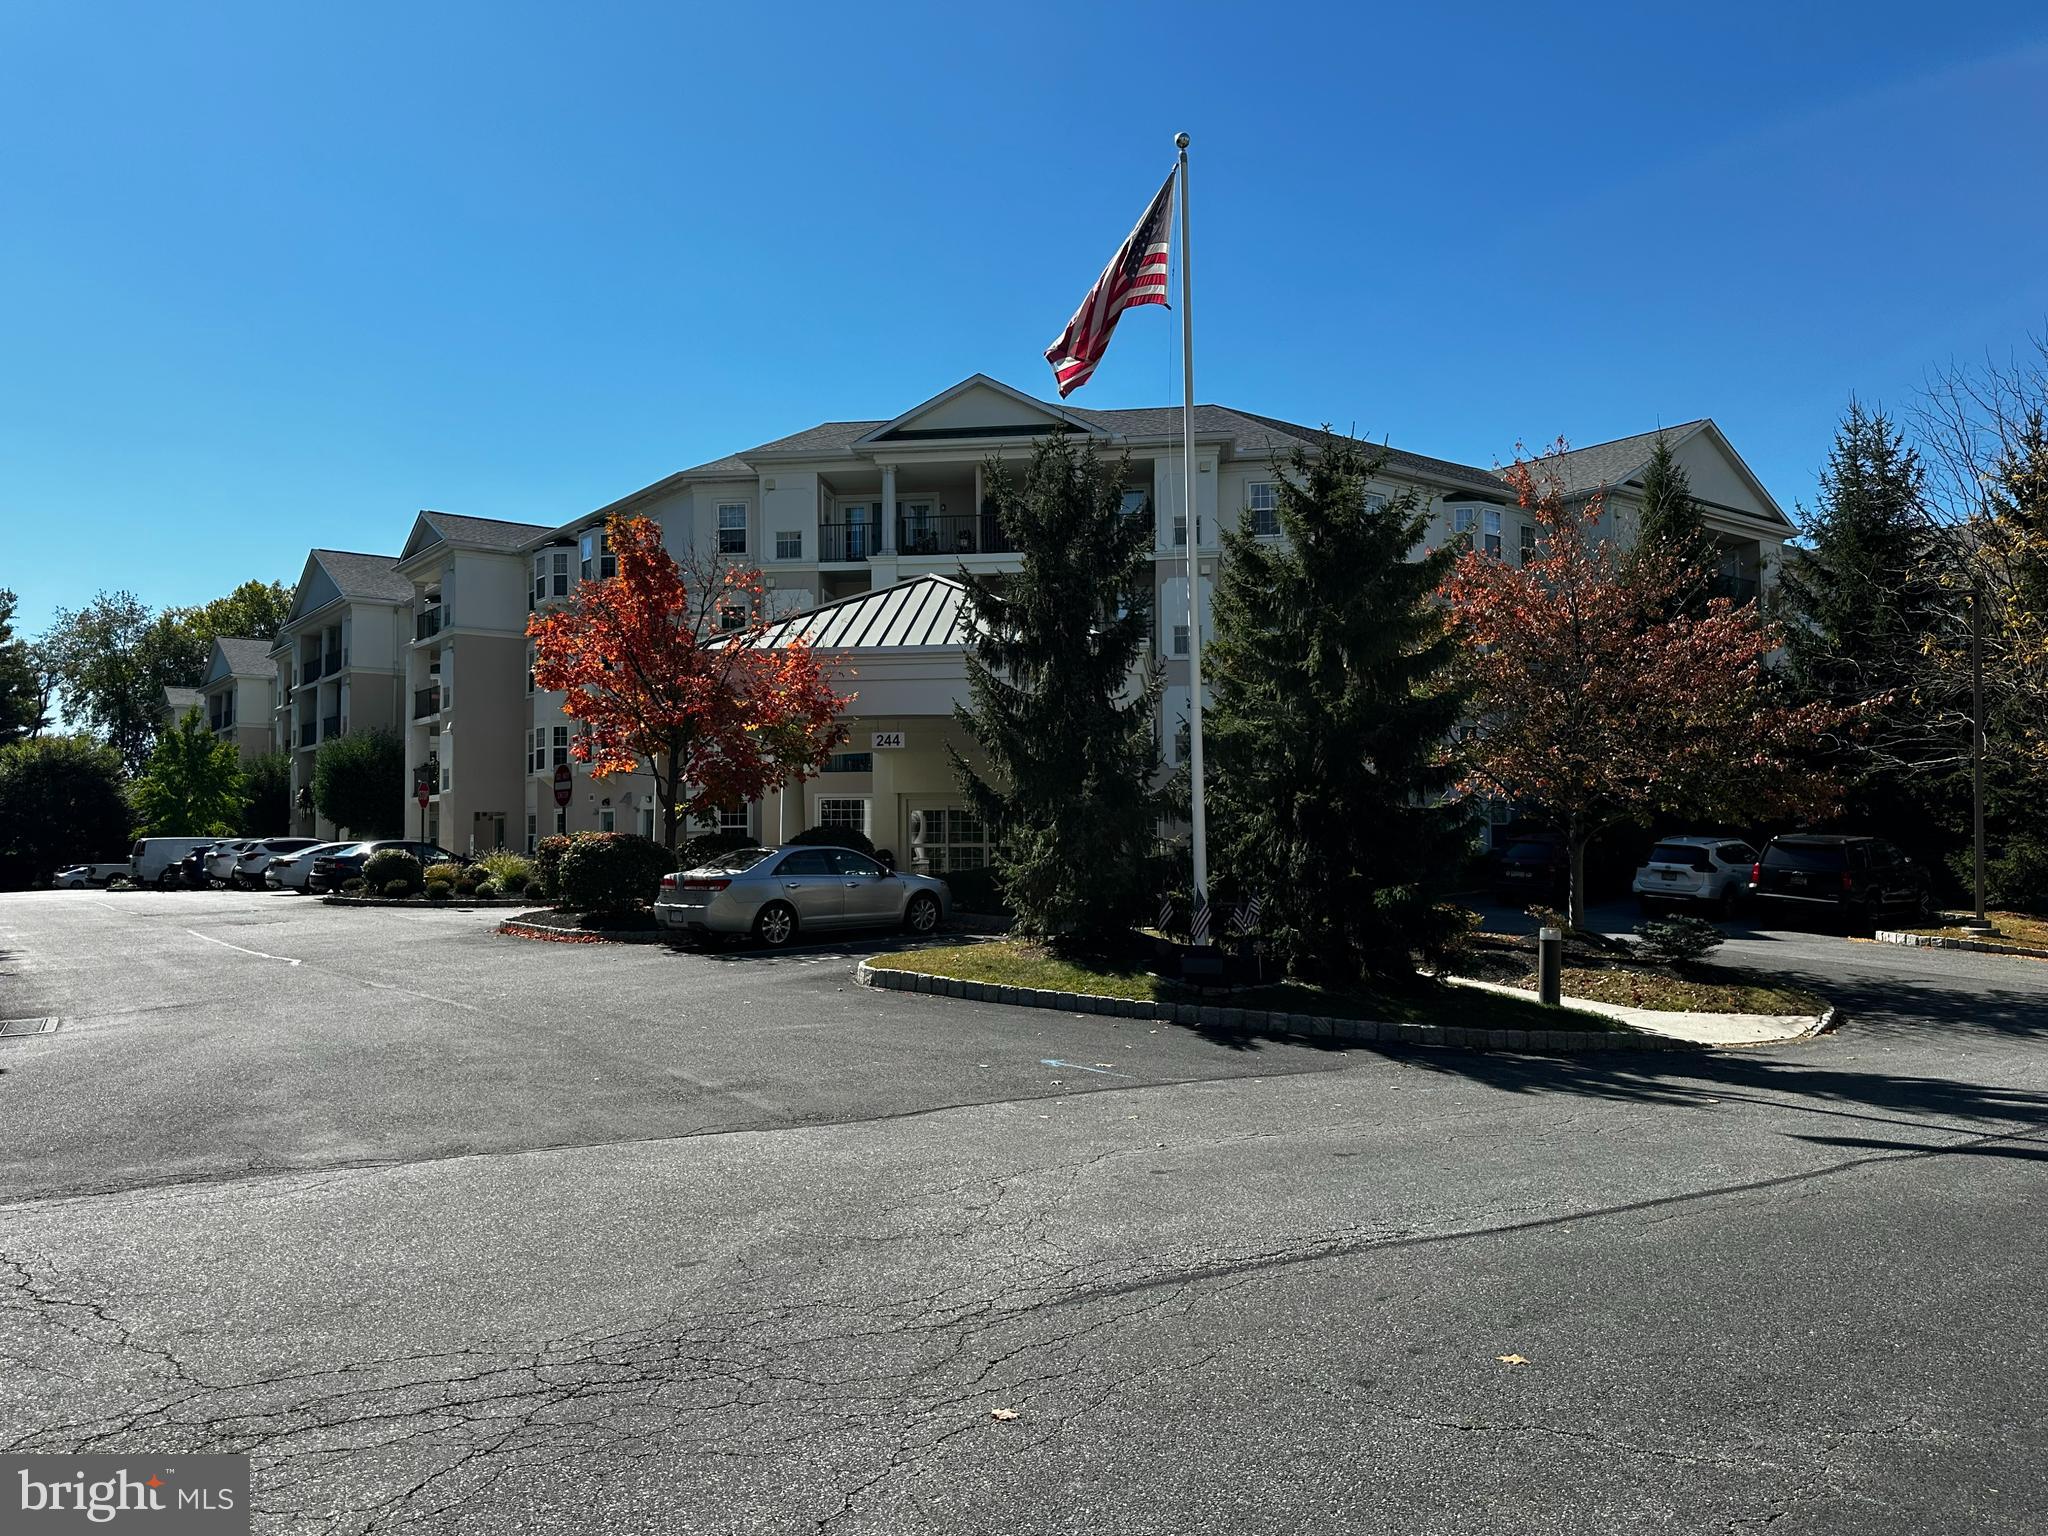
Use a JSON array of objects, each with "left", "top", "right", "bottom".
[{"left": 1175, "top": 131, "right": 1210, "bottom": 944}]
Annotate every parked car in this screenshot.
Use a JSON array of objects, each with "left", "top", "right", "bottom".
[
  {"left": 201, "top": 839, "right": 265, "bottom": 886},
  {"left": 1633, "top": 837, "right": 1758, "bottom": 914},
  {"left": 1492, "top": 834, "right": 1569, "bottom": 904},
  {"left": 312, "top": 840, "right": 464, "bottom": 893},
  {"left": 53, "top": 862, "right": 131, "bottom": 889},
  {"left": 131, "top": 837, "right": 222, "bottom": 888},
  {"left": 230, "top": 837, "right": 322, "bottom": 889},
  {"left": 266, "top": 841, "right": 354, "bottom": 891},
  {"left": 1747, "top": 835, "right": 1933, "bottom": 930},
  {"left": 655, "top": 844, "right": 950, "bottom": 947}
]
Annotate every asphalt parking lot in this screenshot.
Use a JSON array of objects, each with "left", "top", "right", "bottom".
[{"left": 3, "top": 888, "right": 2046, "bottom": 1534}]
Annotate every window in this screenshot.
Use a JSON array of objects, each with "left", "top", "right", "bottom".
[
  {"left": 824, "top": 752, "right": 873, "bottom": 774},
  {"left": 532, "top": 555, "right": 546, "bottom": 604},
  {"left": 1453, "top": 506, "right": 1477, "bottom": 544},
  {"left": 1483, "top": 508, "right": 1503, "bottom": 558},
  {"left": 816, "top": 797, "right": 869, "bottom": 837},
  {"left": 525, "top": 645, "right": 535, "bottom": 695},
  {"left": 552, "top": 725, "right": 569, "bottom": 767},
  {"left": 1120, "top": 489, "right": 1151, "bottom": 519},
  {"left": 1247, "top": 482, "right": 1280, "bottom": 537},
  {"left": 717, "top": 603, "right": 747, "bottom": 632},
  {"left": 913, "top": 806, "right": 989, "bottom": 874},
  {"left": 1520, "top": 523, "right": 1538, "bottom": 564},
  {"left": 827, "top": 849, "right": 883, "bottom": 877},
  {"left": 598, "top": 806, "right": 615, "bottom": 833},
  {"left": 718, "top": 503, "right": 748, "bottom": 555},
  {"left": 778, "top": 848, "right": 833, "bottom": 877},
  {"left": 1364, "top": 492, "right": 1390, "bottom": 515},
  {"left": 555, "top": 809, "right": 566, "bottom": 835},
  {"left": 600, "top": 532, "right": 615, "bottom": 579},
  {"left": 716, "top": 804, "right": 750, "bottom": 836},
  {"left": 1173, "top": 623, "right": 1190, "bottom": 657},
  {"left": 525, "top": 813, "right": 537, "bottom": 854},
  {"left": 639, "top": 807, "right": 655, "bottom": 840},
  {"left": 1173, "top": 514, "right": 1202, "bottom": 547},
  {"left": 775, "top": 529, "right": 802, "bottom": 561},
  {"left": 580, "top": 532, "right": 596, "bottom": 582}
]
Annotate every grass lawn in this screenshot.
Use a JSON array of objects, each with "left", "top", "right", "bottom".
[
  {"left": 868, "top": 938, "right": 1632, "bottom": 1034},
  {"left": 1898, "top": 910, "right": 2048, "bottom": 951}
]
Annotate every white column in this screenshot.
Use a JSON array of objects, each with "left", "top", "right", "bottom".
[{"left": 879, "top": 464, "right": 897, "bottom": 554}]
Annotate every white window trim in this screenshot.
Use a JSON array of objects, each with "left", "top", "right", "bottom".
[
  {"left": 716, "top": 501, "right": 750, "bottom": 556},
  {"left": 1246, "top": 481, "right": 1281, "bottom": 538},
  {"left": 810, "top": 794, "right": 871, "bottom": 838}
]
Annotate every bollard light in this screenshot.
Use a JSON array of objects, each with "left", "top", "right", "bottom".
[{"left": 1538, "top": 926, "right": 1563, "bottom": 1008}]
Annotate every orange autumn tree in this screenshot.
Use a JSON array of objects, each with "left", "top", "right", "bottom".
[
  {"left": 526, "top": 515, "right": 849, "bottom": 855},
  {"left": 1442, "top": 445, "right": 1859, "bottom": 930}
]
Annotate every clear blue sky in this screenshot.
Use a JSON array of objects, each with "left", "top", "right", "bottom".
[{"left": 6, "top": 0, "right": 2047, "bottom": 638}]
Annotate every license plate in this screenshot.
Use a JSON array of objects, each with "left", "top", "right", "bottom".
[{"left": 1659, "top": 871, "right": 1677, "bottom": 881}]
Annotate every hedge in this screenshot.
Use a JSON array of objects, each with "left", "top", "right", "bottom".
[
  {"left": 556, "top": 832, "right": 673, "bottom": 912},
  {"left": 363, "top": 848, "right": 422, "bottom": 896},
  {"left": 786, "top": 823, "right": 875, "bottom": 856}
]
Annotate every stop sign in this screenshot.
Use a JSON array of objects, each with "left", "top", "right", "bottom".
[
  {"left": 553, "top": 763, "right": 573, "bottom": 807},
  {"left": 416, "top": 785, "right": 429, "bottom": 809}
]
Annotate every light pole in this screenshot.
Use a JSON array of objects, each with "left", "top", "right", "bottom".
[{"left": 1963, "top": 573, "right": 1993, "bottom": 933}]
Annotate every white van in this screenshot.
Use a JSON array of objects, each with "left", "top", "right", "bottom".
[{"left": 130, "top": 837, "right": 221, "bottom": 888}]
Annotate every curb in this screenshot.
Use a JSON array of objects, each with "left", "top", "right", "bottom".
[
  {"left": 1873, "top": 929, "right": 2048, "bottom": 962},
  {"left": 853, "top": 961, "right": 1698, "bottom": 1054},
  {"left": 498, "top": 918, "right": 670, "bottom": 945},
  {"left": 322, "top": 895, "right": 536, "bottom": 909}
]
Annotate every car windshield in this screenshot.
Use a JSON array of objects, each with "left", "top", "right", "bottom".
[
  {"left": 690, "top": 848, "right": 772, "bottom": 875},
  {"left": 1503, "top": 842, "right": 1557, "bottom": 861},
  {"left": 1763, "top": 842, "right": 1847, "bottom": 872},
  {"left": 1647, "top": 844, "right": 1712, "bottom": 870}
]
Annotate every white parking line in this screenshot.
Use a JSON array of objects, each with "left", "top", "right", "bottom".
[{"left": 184, "top": 929, "right": 302, "bottom": 966}]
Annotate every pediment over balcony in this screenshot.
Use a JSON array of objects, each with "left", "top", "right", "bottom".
[{"left": 855, "top": 374, "right": 1102, "bottom": 446}]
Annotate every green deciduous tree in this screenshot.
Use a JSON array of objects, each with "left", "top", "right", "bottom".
[
  {"left": 0, "top": 590, "right": 48, "bottom": 745},
  {"left": 0, "top": 734, "right": 132, "bottom": 888},
  {"left": 1204, "top": 431, "right": 1474, "bottom": 982},
  {"left": 951, "top": 432, "right": 1163, "bottom": 950},
  {"left": 311, "top": 728, "right": 405, "bottom": 839},
  {"left": 239, "top": 750, "right": 292, "bottom": 836},
  {"left": 131, "top": 707, "right": 249, "bottom": 836}
]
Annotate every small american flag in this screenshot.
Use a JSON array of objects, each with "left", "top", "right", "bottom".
[
  {"left": 1044, "top": 169, "right": 1175, "bottom": 398},
  {"left": 1158, "top": 893, "right": 1176, "bottom": 933},
  {"left": 1232, "top": 895, "right": 1263, "bottom": 936},
  {"left": 1189, "top": 899, "right": 1211, "bottom": 947}
]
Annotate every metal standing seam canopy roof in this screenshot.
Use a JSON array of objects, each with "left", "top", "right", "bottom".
[{"left": 737, "top": 575, "right": 968, "bottom": 652}]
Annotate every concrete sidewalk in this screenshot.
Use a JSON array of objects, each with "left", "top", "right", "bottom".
[{"left": 1443, "top": 973, "right": 1832, "bottom": 1047}]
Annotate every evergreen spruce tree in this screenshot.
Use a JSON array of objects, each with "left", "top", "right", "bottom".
[
  {"left": 1634, "top": 435, "right": 1716, "bottom": 613},
  {"left": 951, "top": 432, "right": 1163, "bottom": 950},
  {"left": 1204, "top": 432, "right": 1473, "bottom": 983}
]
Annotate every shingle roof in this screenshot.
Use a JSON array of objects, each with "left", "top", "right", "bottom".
[
  {"left": 215, "top": 637, "right": 276, "bottom": 676},
  {"left": 311, "top": 550, "right": 412, "bottom": 603},
  {"left": 162, "top": 686, "right": 202, "bottom": 717},
  {"left": 747, "top": 575, "right": 966, "bottom": 651},
  {"left": 419, "top": 511, "right": 551, "bottom": 551},
  {"left": 1540, "top": 422, "right": 1710, "bottom": 498}
]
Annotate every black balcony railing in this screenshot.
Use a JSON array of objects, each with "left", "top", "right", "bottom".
[
  {"left": 817, "top": 517, "right": 874, "bottom": 562},
  {"left": 323, "top": 651, "right": 342, "bottom": 676},
  {"left": 412, "top": 686, "right": 441, "bottom": 719},
  {"left": 321, "top": 714, "right": 342, "bottom": 740},
  {"left": 415, "top": 607, "right": 443, "bottom": 642},
  {"left": 296, "top": 721, "right": 317, "bottom": 748},
  {"left": 897, "top": 511, "right": 1015, "bottom": 558}
]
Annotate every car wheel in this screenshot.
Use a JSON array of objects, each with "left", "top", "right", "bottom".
[
  {"left": 754, "top": 902, "right": 797, "bottom": 949},
  {"left": 904, "top": 893, "right": 941, "bottom": 935}
]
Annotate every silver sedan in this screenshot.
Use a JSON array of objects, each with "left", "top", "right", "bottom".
[{"left": 656, "top": 845, "right": 950, "bottom": 947}]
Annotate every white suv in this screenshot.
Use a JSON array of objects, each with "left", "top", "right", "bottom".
[{"left": 1633, "top": 837, "right": 1758, "bottom": 915}]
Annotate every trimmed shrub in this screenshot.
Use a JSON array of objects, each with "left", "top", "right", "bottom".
[
  {"left": 939, "top": 864, "right": 1011, "bottom": 917},
  {"left": 500, "top": 870, "right": 530, "bottom": 896},
  {"left": 557, "top": 832, "right": 673, "bottom": 913},
  {"left": 381, "top": 878, "right": 413, "bottom": 899},
  {"left": 423, "top": 861, "right": 462, "bottom": 886},
  {"left": 535, "top": 834, "right": 574, "bottom": 900},
  {"left": 425, "top": 878, "right": 453, "bottom": 901},
  {"left": 1634, "top": 914, "right": 1725, "bottom": 965},
  {"left": 363, "top": 848, "right": 423, "bottom": 896},
  {"left": 786, "top": 823, "right": 875, "bottom": 856},
  {"left": 474, "top": 879, "right": 498, "bottom": 898},
  {"left": 341, "top": 877, "right": 368, "bottom": 895}
]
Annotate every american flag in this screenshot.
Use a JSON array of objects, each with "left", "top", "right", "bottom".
[{"left": 1044, "top": 169, "right": 1175, "bottom": 398}]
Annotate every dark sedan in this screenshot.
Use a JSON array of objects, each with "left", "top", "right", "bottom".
[{"left": 310, "top": 840, "right": 463, "bottom": 893}]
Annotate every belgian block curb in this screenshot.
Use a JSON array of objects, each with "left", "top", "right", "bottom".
[
  {"left": 1873, "top": 929, "right": 2048, "bottom": 962},
  {"left": 854, "top": 961, "right": 1699, "bottom": 1054},
  {"left": 498, "top": 918, "right": 670, "bottom": 944}
]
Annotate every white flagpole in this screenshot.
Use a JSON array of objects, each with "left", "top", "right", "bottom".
[{"left": 1175, "top": 131, "right": 1210, "bottom": 944}]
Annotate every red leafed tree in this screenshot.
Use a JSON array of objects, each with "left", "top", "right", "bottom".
[
  {"left": 527, "top": 516, "right": 850, "bottom": 854},
  {"left": 1442, "top": 446, "right": 1860, "bottom": 930}
]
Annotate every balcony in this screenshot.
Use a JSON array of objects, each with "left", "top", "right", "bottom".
[
  {"left": 1712, "top": 574, "right": 1760, "bottom": 605},
  {"left": 321, "top": 714, "right": 342, "bottom": 740},
  {"left": 415, "top": 607, "right": 443, "bottom": 642},
  {"left": 817, "top": 517, "right": 875, "bottom": 563},
  {"left": 295, "top": 721, "right": 317, "bottom": 749},
  {"left": 897, "top": 510, "right": 1015, "bottom": 558},
  {"left": 323, "top": 651, "right": 342, "bottom": 676},
  {"left": 413, "top": 686, "right": 442, "bottom": 720}
]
